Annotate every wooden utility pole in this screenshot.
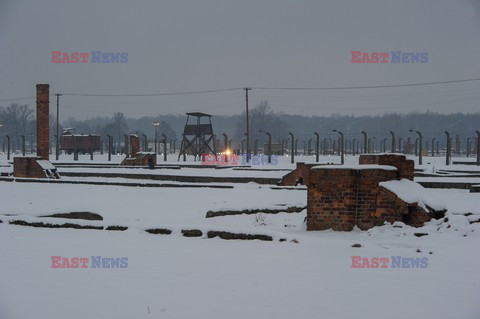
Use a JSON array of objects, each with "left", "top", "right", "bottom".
[
  {"left": 55, "top": 93, "right": 62, "bottom": 161},
  {"left": 244, "top": 88, "right": 251, "bottom": 163}
]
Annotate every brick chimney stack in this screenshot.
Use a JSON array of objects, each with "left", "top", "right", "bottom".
[
  {"left": 36, "top": 84, "right": 50, "bottom": 160},
  {"left": 130, "top": 134, "right": 140, "bottom": 158}
]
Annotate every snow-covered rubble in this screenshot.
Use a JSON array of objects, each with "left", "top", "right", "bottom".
[{"left": 379, "top": 179, "right": 447, "bottom": 211}]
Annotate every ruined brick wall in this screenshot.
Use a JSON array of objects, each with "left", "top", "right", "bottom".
[
  {"left": 307, "top": 165, "right": 430, "bottom": 231},
  {"left": 278, "top": 162, "right": 317, "bottom": 186},
  {"left": 121, "top": 153, "right": 156, "bottom": 167},
  {"left": 121, "top": 135, "right": 154, "bottom": 166},
  {"left": 13, "top": 157, "right": 47, "bottom": 178},
  {"left": 400, "top": 203, "right": 432, "bottom": 227},
  {"left": 373, "top": 187, "right": 410, "bottom": 225},
  {"left": 376, "top": 187, "right": 432, "bottom": 227},
  {"left": 307, "top": 167, "right": 400, "bottom": 231},
  {"left": 36, "top": 84, "right": 49, "bottom": 160},
  {"left": 130, "top": 135, "right": 140, "bottom": 158},
  {"left": 359, "top": 154, "right": 414, "bottom": 180},
  {"left": 280, "top": 154, "right": 414, "bottom": 187}
]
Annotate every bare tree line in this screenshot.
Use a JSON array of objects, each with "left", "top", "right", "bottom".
[
  {"left": 1, "top": 101, "right": 479, "bottom": 153},
  {"left": 0, "top": 104, "right": 34, "bottom": 150}
]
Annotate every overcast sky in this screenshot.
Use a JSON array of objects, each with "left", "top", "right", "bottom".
[{"left": 1, "top": 0, "right": 479, "bottom": 120}]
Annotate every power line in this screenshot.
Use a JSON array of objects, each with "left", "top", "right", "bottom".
[
  {"left": 251, "top": 77, "right": 480, "bottom": 90},
  {"left": 58, "top": 77, "right": 480, "bottom": 97},
  {"left": 61, "top": 87, "right": 243, "bottom": 97},
  {"left": 2, "top": 76, "right": 479, "bottom": 103},
  {"left": 253, "top": 94, "right": 480, "bottom": 112},
  {"left": 251, "top": 86, "right": 480, "bottom": 101}
]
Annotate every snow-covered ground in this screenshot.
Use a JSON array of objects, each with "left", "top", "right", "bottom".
[
  {"left": 2, "top": 153, "right": 480, "bottom": 181},
  {"left": 1, "top": 213, "right": 479, "bottom": 319},
  {"left": 0, "top": 182, "right": 305, "bottom": 230},
  {"left": 1, "top": 152, "right": 480, "bottom": 319},
  {"left": 2, "top": 152, "right": 480, "bottom": 171}
]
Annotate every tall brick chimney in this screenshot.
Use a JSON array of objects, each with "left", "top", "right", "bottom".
[
  {"left": 36, "top": 84, "right": 49, "bottom": 160},
  {"left": 13, "top": 84, "right": 59, "bottom": 179}
]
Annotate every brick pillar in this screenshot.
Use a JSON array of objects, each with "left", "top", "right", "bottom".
[
  {"left": 36, "top": 84, "right": 50, "bottom": 160},
  {"left": 130, "top": 134, "right": 140, "bottom": 158}
]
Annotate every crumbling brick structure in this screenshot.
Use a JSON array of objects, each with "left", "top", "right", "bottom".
[
  {"left": 307, "top": 165, "right": 399, "bottom": 230},
  {"left": 277, "top": 162, "right": 317, "bottom": 186},
  {"left": 376, "top": 187, "right": 432, "bottom": 227},
  {"left": 13, "top": 84, "right": 59, "bottom": 179},
  {"left": 14, "top": 157, "right": 59, "bottom": 178},
  {"left": 130, "top": 134, "right": 140, "bottom": 158},
  {"left": 121, "top": 134, "right": 156, "bottom": 168},
  {"left": 291, "top": 154, "right": 432, "bottom": 231},
  {"left": 279, "top": 154, "right": 414, "bottom": 187},
  {"left": 359, "top": 154, "right": 414, "bottom": 180}
]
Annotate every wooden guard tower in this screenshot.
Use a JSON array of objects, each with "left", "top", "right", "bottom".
[{"left": 178, "top": 112, "right": 217, "bottom": 160}]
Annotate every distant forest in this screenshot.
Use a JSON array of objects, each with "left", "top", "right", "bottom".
[{"left": 1, "top": 101, "right": 479, "bottom": 153}]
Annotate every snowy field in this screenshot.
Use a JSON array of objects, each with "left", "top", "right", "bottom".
[
  {"left": 2, "top": 152, "right": 480, "bottom": 171},
  {"left": 2, "top": 153, "right": 480, "bottom": 179},
  {"left": 1, "top": 223, "right": 480, "bottom": 319},
  {"left": 1, "top": 153, "right": 480, "bottom": 319}
]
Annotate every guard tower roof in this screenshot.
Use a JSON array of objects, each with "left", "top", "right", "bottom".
[{"left": 186, "top": 112, "right": 212, "bottom": 117}]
